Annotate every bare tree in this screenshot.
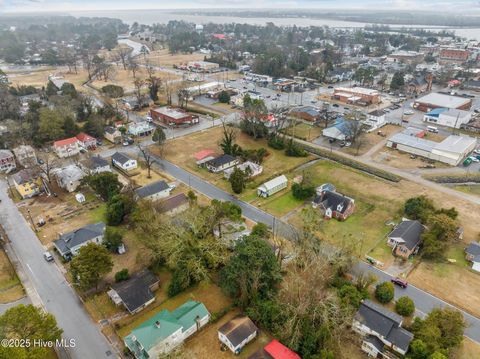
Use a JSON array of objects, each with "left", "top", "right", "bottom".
[
  {"left": 145, "top": 63, "right": 162, "bottom": 101},
  {"left": 97, "top": 63, "right": 115, "bottom": 82},
  {"left": 82, "top": 51, "right": 96, "bottom": 80},
  {"left": 133, "top": 79, "right": 146, "bottom": 106},
  {"left": 35, "top": 155, "right": 58, "bottom": 184},
  {"left": 116, "top": 47, "right": 132, "bottom": 70},
  {"left": 178, "top": 88, "right": 190, "bottom": 109},
  {"left": 128, "top": 60, "right": 140, "bottom": 79},
  {"left": 345, "top": 118, "right": 367, "bottom": 155},
  {"left": 137, "top": 144, "right": 155, "bottom": 178}
]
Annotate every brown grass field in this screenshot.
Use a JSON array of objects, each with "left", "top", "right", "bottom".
[
  {"left": 0, "top": 250, "right": 25, "bottom": 304},
  {"left": 136, "top": 48, "right": 205, "bottom": 67}
]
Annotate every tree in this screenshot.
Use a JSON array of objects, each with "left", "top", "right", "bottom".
[
  {"left": 106, "top": 194, "right": 134, "bottom": 226},
  {"left": 86, "top": 172, "right": 122, "bottom": 201},
  {"left": 218, "top": 91, "right": 231, "bottom": 103},
  {"left": 103, "top": 227, "right": 123, "bottom": 253},
  {"left": 390, "top": 71, "right": 405, "bottom": 91},
  {"left": 410, "top": 307, "right": 466, "bottom": 357},
  {"left": 61, "top": 82, "right": 77, "bottom": 98},
  {"left": 133, "top": 79, "right": 146, "bottom": 107},
  {"left": 38, "top": 108, "right": 65, "bottom": 142},
  {"left": 138, "top": 144, "right": 155, "bottom": 179},
  {"left": 35, "top": 155, "right": 58, "bottom": 184},
  {"left": 220, "top": 236, "right": 282, "bottom": 307},
  {"left": 63, "top": 116, "right": 79, "bottom": 137},
  {"left": 409, "top": 339, "right": 430, "bottom": 359},
  {"left": 429, "top": 352, "right": 447, "bottom": 359},
  {"left": 229, "top": 167, "right": 247, "bottom": 194},
  {"left": 404, "top": 196, "right": 435, "bottom": 222},
  {"left": 375, "top": 281, "right": 394, "bottom": 303},
  {"left": 115, "top": 47, "right": 132, "bottom": 70},
  {"left": 395, "top": 296, "right": 415, "bottom": 316},
  {"left": 128, "top": 61, "right": 139, "bottom": 79},
  {"left": 0, "top": 304, "right": 63, "bottom": 359},
  {"left": 152, "top": 127, "right": 167, "bottom": 157},
  {"left": 422, "top": 213, "right": 459, "bottom": 260},
  {"left": 101, "top": 84, "right": 124, "bottom": 98},
  {"left": 251, "top": 223, "right": 269, "bottom": 239},
  {"left": 145, "top": 64, "right": 162, "bottom": 102},
  {"left": 219, "top": 124, "right": 242, "bottom": 156},
  {"left": 291, "top": 174, "right": 315, "bottom": 200},
  {"left": 70, "top": 243, "right": 113, "bottom": 290},
  {"left": 115, "top": 269, "right": 130, "bottom": 282}
]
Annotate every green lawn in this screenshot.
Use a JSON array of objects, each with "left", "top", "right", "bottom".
[
  {"left": 260, "top": 191, "right": 304, "bottom": 217},
  {"left": 87, "top": 203, "right": 107, "bottom": 223},
  {"left": 282, "top": 122, "right": 323, "bottom": 141}
]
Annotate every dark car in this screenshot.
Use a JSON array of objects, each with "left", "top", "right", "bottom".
[
  {"left": 391, "top": 277, "right": 408, "bottom": 288},
  {"left": 332, "top": 103, "right": 339, "bottom": 108}
]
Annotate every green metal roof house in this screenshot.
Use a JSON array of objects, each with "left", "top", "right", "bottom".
[{"left": 124, "top": 300, "right": 210, "bottom": 358}]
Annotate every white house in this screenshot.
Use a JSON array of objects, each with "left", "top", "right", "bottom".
[
  {"left": 112, "top": 152, "right": 138, "bottom": 172},
  {"left": 364, "top": 110, "right": 387, "bottom": 130},
  {"left": 218, "top": 316, "right": 258, "bottom": 354},
  {"left": 53, "top": 137, "right": 81, "bottom": 158},
  {"left": 257, "top": 175, "right": 288, "bottom": 198},
  {"left": 128, "top": 121, "right": 154, "bottom": 137},
  {"left": 205, "top": 154, "right": 239, "bottom": 173},
  {"left": 423, "top": 108, "right": 472, "bottom": 129},
  {"left": 53, "top": 222, "right": 106, "bottom": 260},
  {"left": 124, "top": 300, "right": 210, "bottom": 358},
  {"left": 223, "top": 161, "right": 263, "bottom": 179},
  {"left": 353, "top": 300, "right": 413, "bottom": 357},
  {"left": 53, "top": 165, "right": 85, "bottom": 193},
  {"left": 81, "top": 156, "right": 111, "bottom": 174},
  {"left": 465, "top": 242, "right": 480, "bottom": 272},
  {"left": 134, "top": 180, "right": 172, "bottom": 201}
]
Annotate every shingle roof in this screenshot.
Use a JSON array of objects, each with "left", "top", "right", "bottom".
[
  {"left": 135, "top": 181, "right": 170, "bottom": 199},
  {"left": 111, "top": 270, "right": 159, "bottom": 313},
  {"left": 466, "top": 242, "right": 480, "bottom": 257},
  {"left": 112, "top": 152, "right": 133, "bottom": 165},
  {"left": 0, "top": 150, "right": 13, "bottom": 160},
  {"left": 314, "top": 190, "right": 353, "bottom": 215},
  {"left": 364, "top": 335, "right": 385, "bottom": 352},
  {"left": 206, "top": 154, "right": 237, "bottom": 168},
  {"left": 85, "top": 156, "right": 109, "bottom": 169},
  {"left": 157, "top": 193, "right": 189, "bottom": 214},
  {"left": 53, "top": 222, "right": 105, "bottom": 255},
  {"left": 388, "top": 220, "right": 424, "bottom": 250},
  {"left": 355, "top": 300, "right": 413, "bottom": 353},
  {"left": 12, "top": 169, "right": 39, "bottom": 184},
  {"left": 218, "top": 316, "right": 258, "bottom": 348}
]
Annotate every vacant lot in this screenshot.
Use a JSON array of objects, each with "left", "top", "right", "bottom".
[
  {"left": 19, "top": 189, "right": 106, "bottom": 246},
  {"left": 7, "top": 67, "right": 90, "bottom": 90},
  {"left": 90, "top": 65, "right": 179, "bottom": 93},
  {"left": 373, "top": 148, "right": 450, "bottom": 170},
  {"left": 136, "top": 49, "right": 205, "bottom": 67},
  {"left": 283, "top": 122, "right": 324, "bottom": 141},
  {"left": 453, "top": 184, "right": 480, "bottom": 197},
  {"left": 0, "top": 249, "right": 24, "bottom": 304},
  {"left": 454, "top": 338, "right": 480, "bottom": 359},
  {"left": 342, "top": 124, "right": 403, "bottom": 157},
  {"left": 151, "top": 126, "right": 314, "bottom": 200}
]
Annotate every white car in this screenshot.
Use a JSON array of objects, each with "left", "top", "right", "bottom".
[
  {"left": 474, "top": 149, "right": 480, "bottom": 155},
  {"left": 404, "top": 110, "right": 414, "bottom": 115},
  {"left": 469, "top": 156, "right": 480, "bottom": 163}
]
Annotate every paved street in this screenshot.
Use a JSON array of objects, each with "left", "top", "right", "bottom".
[{"left": 0, "top": 181, "right": 116, "bottom": 359}]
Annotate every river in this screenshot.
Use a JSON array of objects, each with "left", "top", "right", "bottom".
[{"left": 71, "top": 9, "right": 480, "bottom": 40}]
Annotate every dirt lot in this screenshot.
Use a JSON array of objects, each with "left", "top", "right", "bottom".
[
  {"left": 373, "top": 148, "right": 450, "bottom": 170},
  {"left": 150, "top": 126, "right": 315, "bottom": 200},
  {"left": 7, "top": 67, "right": 90, "bottom": 90},
  {"left": 18, "top": 189, "right": 106, "bottom": 246},
  {"left": 0, "top": 249, "right": 24, "bottom": 304},
  {"left": 342, "top": 124, "right": 402, "bottom": 156},
  {"left": 454, "top": 337, "right": 480, "bottom": 359}
]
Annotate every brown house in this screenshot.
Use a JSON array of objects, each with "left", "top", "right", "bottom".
[
  {"left": 312, "top": 185, "right": 355, "bottom": 221},
  {"left": 387, "top": 220, "right": 424, "bottom": 259}
]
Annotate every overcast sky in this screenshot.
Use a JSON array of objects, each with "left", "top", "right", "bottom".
[{"left": 0, "top": 0, "right": 478, "bottom": 13}]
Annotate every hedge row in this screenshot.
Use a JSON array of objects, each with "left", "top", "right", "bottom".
[
  {"left": 298, "top": 141, "right": 402, "bottom": 183},
  {"left": 426, "top": 174, "right": 480, "bottom": 184}
]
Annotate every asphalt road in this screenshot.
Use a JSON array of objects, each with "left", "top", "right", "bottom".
[
  {"left": 0, "top": 181, "right": 115, "bottom": 359},
  {"left": 136, "top": 150, "right": 480, "bottom": 344}
]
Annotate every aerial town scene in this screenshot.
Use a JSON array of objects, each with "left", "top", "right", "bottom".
[{"left": 1, "top": 1, "right": 480, "bottom": 358}]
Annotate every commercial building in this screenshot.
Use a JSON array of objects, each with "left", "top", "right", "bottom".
[
  {"left": 423, "top": 108, "right": 472, "bottom": 128},
  {"left": 187, "top": 61, "right": 220, "bottom": 72},
  {"left": 387, "top": 51, "right": 424, "bottom": 65},
  {"left": 386, "top": 132, "right": 477, "bottom": 165},
  {"left": 150, "top": 107, "right": 199, "bottom": 127},
  {"left": 333, "top": 87, "right": 380, "bottom": 105},
  {"left": 413, "top": 93, "right": 472, "bottom": 112},
  {"left": 439, "top": 48, "right": 470, "bottom": 64}
]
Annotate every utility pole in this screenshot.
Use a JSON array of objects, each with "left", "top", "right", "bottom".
[{"left": 27, "top": 209, "right": 37, "bottom": 232}]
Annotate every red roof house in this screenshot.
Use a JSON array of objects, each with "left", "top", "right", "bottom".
[
  {"left": 194, "top": 149, "right": 215, "bottom": 161},
  {"left": 264, "top": 340, "right": 301, "bottom": 359},
  {"left": 53, "top": 137, "right": 81, "bottom": 158},
  {"left": 213, "top": 34, "right": 226, "bottom": 40},
  {"left": 76, "top": 132, "right": 97, "bottom": 149}
]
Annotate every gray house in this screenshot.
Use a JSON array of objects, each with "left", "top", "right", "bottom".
[
  {"left": 465, "top": 242, "right": 480, "bottom": 272},
  {"left": 112, "top": 152, "right": 137, "bottom": 172},
  {"left": 353, "top": 300, "right": 413, "bottom": 358},
  {"left": 387, "top": 219, "right": 424, "bottom": 259},
  {"left": 53, "top": 222, "right": 106, "bottom": 260},
  {"left": 81, "top": 156, "right": 111, "bottom": 174},
  {"left": 205, "top": 154, "right": 239, "bottom": 173},
  {"left": 134, "top": 180, "right": 172, "bottom": 201}
]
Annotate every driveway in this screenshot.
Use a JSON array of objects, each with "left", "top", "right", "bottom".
[{"left": 0, "top": 181, "right": 116, "bottom": 359}]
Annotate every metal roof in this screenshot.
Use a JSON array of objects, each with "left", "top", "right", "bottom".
[
  {"left": 388, "top": 133, "right": 436, "bottom": 152},
  {"left": 433, "top": 135, "right": 477, "bottom": 154},
  {"left": 416, "top": 93, "right": 471, "bottom": 109}
]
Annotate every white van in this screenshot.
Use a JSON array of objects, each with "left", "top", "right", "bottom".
[{"left": 427, "top": 126, "right": 438, "bottom": 133}]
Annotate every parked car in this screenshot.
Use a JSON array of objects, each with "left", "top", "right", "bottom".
[
  {"left": 391, "top": 277, "right": 408, "bottom": 288},
  {"left": 43, "top": 251, "right": 54, "bottom": 262},
  {"left": 332, "top": 103, "right": 339, "bottom": 108},
  {"left": 469, "top": 156, "right": 480, "bottom": 163},
  {"left": 473, "top": 149, "right": 480, "bottom": 154},
  {"left": 404, "top": 110, "right": 414, "bottom": 115},
  {"left": 463, "top": 157, "right": 473, "bottom": 166}
]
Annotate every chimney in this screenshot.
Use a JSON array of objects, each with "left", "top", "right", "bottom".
[{"left": 155, "top": 321, "right": 161, "bottom": 329}]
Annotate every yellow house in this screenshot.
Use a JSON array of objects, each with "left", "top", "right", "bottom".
[{"left": 11, "top": 169, "right": 44, "bottom": 199}]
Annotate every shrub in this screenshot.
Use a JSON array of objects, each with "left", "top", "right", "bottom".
[
  {"left": 268, "top": 135, "right": 286, "bottom": 150},
  {"left": 218, "top": 91, "right": 231, "bottom": 103},
  {"left": 395, "top": 296, "right": 415, "bottom": 316},
  {"left": 115, "top": 268, "right": 130, "bottom": 282},
  {"left": 101, "top": 84, "right": 124, "bottom": 98},
  {"left": 285, "top": 139, "right": 307, "bottom": 157},
  {"left": 292, "top": 182, "right": 315, "bottom": 200},
  {"left": 375, "top": 281, "right": 394, "bottom": 304}
]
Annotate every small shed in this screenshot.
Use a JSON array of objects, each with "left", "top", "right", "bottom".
[{"left": 75, "top": 193, "right": 86, "bottom": 203}]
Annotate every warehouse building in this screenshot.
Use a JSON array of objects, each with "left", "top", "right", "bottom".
[
  {"left": 413, "top": 93, "right": 472, "bottom": 112},
  {"left": 150, "top": 107, "right": 199, "bottom": 127},
  {"left": 333, "top": 87, "right": 380, "bottom": 105},
  {"left": 387, "top": 133, "right": 477, "bottom": 166},
  {"left": 423, "top": 108, "right": 472, "bottom": 129}
]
